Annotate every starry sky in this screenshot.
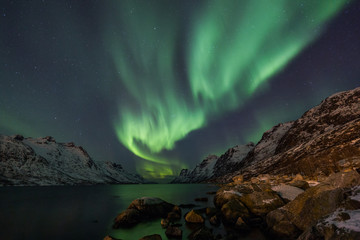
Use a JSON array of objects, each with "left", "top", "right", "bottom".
[{"left": 1, "top": 0, "right": 360, "bottom": 181}]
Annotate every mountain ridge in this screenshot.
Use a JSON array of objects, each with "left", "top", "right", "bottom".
[
  {"left": 0, "top": 134, "right": 146, "bottom": 186},
  {"left": 172, "top": 87, "right": 360, "bottom": 183}
]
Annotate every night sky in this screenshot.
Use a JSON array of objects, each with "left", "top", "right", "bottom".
[{"left": 1, "top": 0, "right": 360, "bottom": 181}]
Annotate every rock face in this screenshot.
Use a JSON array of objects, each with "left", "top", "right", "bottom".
[
  {"left": 171, "top": 143, "right": 254, "bottom": 183},
  {"left": 217, "top": 87, "right": 360, "bottom": 182},
  {"left": 0, "top": 135, "right": 145, "bottom": 185},
  {"left": 266, "top": 171, "right": 360, "bottom": 239}
]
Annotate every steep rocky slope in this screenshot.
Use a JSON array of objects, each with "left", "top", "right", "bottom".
[
  {"left": 171, "top": 143, "right": 254, "bottom": 183},
  {"left": 171, "top": 87, "right": 360, "bottom": 183},
  {"left": 0, "top": 135, "right": 145, "bottom": 185},
  {"left": 223, "top": 87, "right": 360, "bottom": 181}
]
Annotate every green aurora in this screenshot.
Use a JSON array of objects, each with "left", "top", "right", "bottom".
[{"left": 106, "top": 0, "right": 348, "bottom": 179}]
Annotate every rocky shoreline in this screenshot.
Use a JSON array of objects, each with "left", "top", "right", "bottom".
[{"left": 104, "top": 169, "right": 360, "bottom": 240}]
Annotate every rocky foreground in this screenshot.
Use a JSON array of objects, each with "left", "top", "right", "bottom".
[
  {"left": 105, "top": 170, "right": 360, "bottom": 239},
  {"left": 0, "top": 135, "right": 146, "bottom": 185}
]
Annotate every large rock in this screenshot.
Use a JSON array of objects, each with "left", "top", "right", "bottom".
[
  {"left": 267, "top": 170, "right": 360, "bottom": 238},
  {"left": 221, "top": 199, "right": 250, "bottom": 225},
  {"left": 185, "top": 210, "right": 204, "bottom": 224},
  {"left": 298, "top": 209, "right": 360, "bottom": 240},
  {"left": 239, "top": 191, "right": 285, "bottom": 216},
  {"left": 113, "top": 209, "right": 141, "bottom": 228},
  {"left": 113, "top": 197, "right": 175, "bottom": 228},
  {"left": 128, "top": 197, "right": 175, "bottom": 218}
]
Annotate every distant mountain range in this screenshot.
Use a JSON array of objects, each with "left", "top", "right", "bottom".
[
  {"left": 172, "top": 87, "right": 360, "bottom": 183},
  {"left": 0, "top": 135, "right": 146, "bottom": 186}
]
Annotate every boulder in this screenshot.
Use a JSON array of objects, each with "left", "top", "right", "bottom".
[
  {"left": 185, "top": 210, "right": 204, "bottom": 224},
  {"left": 298, "top": 209, "right": 360, "bottom": 240},
  {"left": 323, "top": 171, "right": 360, "bottom": 188},
  {"left": 128, "top": 197, "right": 174, "bottom": 218},
  {"left": 239, "top": 191, "right": 285, "bottom": 216},
  {"left": 271, "top": 184, "right": 304, "bottom": 202},
  {"left": 113, "top": 209, "right": 141, "bottom": 228},
  {"left": 139, "top": 234, "right": 162, "bottom": 240},
  {"left": 188, "top": 226, "right": 215, "bottom": 240},
  {"left": 221, "top": 199, "right": 249, "bottom": 225},
  {"left": 165, "top": 226, "right": 182, "bottom": 238},
  {"left": 214, "top": 189, "right": 243, "bottom": 208},
  {"left": 267, "top": 184, "right": 344, "bottom": 238},
  {"left": 114, "top": 197, "right": 175, "bottom": 228}
]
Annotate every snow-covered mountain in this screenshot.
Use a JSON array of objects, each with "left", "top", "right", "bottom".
[
  {"left": 221, "top": 87, "right": 360, "bottom": 181},
  {"left": 171, "top": 87, "right": 360, "bottom": 183},
  {"left": 171, "top": 143, "right": 254, "bottom": 183},
  {"left": 171, "top": 155, "right": 218, "bottom": 183},
  {"left": 0, "top": 135, "right": 145, "bottom": 186}
]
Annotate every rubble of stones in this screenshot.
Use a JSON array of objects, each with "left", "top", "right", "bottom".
[{"left": 105, "top": 169, "right": 360, "bottom": 240}]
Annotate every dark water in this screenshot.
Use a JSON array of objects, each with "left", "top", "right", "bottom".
[{"left": 0, "top": 184, "right": 267, "bottom": 240}]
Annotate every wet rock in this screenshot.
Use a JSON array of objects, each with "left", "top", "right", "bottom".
[
  {"left": 128, "top": 197, "right": 174, "bottom": 218},
  {"left": 188, "top": 226, "right": 215, "bottom": 240},
  {"left": 165, "top": 226, "right": 182, "bottom": 238},
  {"left": 113, "top": 197, "right": 174, "bottom": 228},
  {"left": 113, "top": 209, "right": 141, "bottom": 228},
  {"left": 239, "top": 191, "right": 285, "bottom": 216},
  {"left": 139, "top": 234, "right": 162, "bottom": 240},
  {"left": 185, "top": 210, "right": 205, "bottom": 224},
  {"left": 221, "top": 199, "right": 249, "bottom": 225}
]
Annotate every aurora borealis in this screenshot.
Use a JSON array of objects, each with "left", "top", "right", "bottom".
[{"left": 1, "top": 0, "right": 360, "bottom": 181}]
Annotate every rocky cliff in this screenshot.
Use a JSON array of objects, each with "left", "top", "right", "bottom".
[
  {"left": 0, "top": 135, "right": 145, "bottom": 185},
  {"left": 172, "top": 87, "right": 360, "bottom": 183}
]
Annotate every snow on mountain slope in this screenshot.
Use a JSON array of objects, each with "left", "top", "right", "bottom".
[
  {"left": 171, "top": 155, "right": 218, "bottom": 183},
  {"left": 0, "top": 135, "right": 145, "bottom": 186},
  {"left": 220, "top": 87, "right": 360, "bottom": 182},
  {"left": 171, "top": 143, "right": 254, "bottom": 183}
]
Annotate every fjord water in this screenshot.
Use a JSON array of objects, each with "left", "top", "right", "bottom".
[{"left": 0, "top": 184, "right": 267, "bottom": 240}]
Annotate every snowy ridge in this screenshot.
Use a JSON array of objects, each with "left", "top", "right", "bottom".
[
  {"left": 0, "top": 135, "right": 145, "bottom": 186},
  {"left": 171, "top": 155, "right": 218, "bottom": 183},
  {"left": 171, "top": 142, "right": 254, "bottom": 183},
  {"left": 221, "top": 87, "right": 360, "bottom": 181}
]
